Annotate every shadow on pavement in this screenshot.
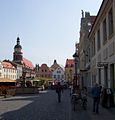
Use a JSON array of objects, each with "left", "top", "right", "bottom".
[{"left": 0, "top": 90, "right": 72, "bottom": 120}]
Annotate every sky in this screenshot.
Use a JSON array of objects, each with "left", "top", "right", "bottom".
[{"left": 0, "top": 0, "right": 103, "bottom": 67}]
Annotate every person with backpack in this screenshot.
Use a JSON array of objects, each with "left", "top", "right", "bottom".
[{"left": 91, "top": 83, "right": 101, "bottom": 114}]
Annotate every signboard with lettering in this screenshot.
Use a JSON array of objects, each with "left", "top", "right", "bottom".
[{"left": 97, "top": 62, "right": 108, "bottom": 68}]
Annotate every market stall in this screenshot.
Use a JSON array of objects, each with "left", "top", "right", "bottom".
[{"left": 0, "top": 78, "right": 16, "bottom": 97}]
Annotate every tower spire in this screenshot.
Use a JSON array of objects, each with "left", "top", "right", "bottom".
[{"left": 13, "top": 36, "right": 23, "bottom": 64}]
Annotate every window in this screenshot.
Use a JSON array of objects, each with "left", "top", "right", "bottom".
[
  {"left": 94, "top": 37, "right": 95, "bottom": 55},
  {"left": 108, "top": 8, "right": 114, "bottom": 36},
  {"left": 71, "top": 64, "right": 73, "bottom": 67},
  {"left": 62, "top": 75, "right": 64, "bottom": 78},
  {"left": 91, "top": 37, "right": 96, "bottom": 57},
  {"left": 98, "top": 69, "right": 101, "bottom": 84},
  {"left": 88, "top": 22, "right": 92, "bottom": 32},
  {"left": 57, "top": 71, "right": 61, "bottom": 73},
  {"left": 92, "top": 37, "right": 95, "bottom": 56},
  {"left": 103, "top": 18, "right": 107, "bottom": 44},
  {"left": 88, "top": 22, "right": 91, "bottom": 26},
  {"left": 97, "top": 29, "right": 101, "bottom": 51},
  {"left": 54, "top": 75, "right": 56, "bottom": 78},
  {"left": 58, "top": 75, "right": 60, "bottom": 79},
  {"left": 88, "top": 47, "right": 90, "bottom": 62},
  {"left": 66, "top": 64, "right": 68, "bottom": 67}
]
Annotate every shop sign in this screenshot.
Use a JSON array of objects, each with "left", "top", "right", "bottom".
[{"left": 97, "top": 62, "right": 108, "bottom": 68}]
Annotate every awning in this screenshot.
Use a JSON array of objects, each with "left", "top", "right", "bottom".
[
  {"left": 32, "top": 79, "right": 40, "bottom": 82},
  {"left": 0, "top": 78, "right": 16, "bottom": 82}
]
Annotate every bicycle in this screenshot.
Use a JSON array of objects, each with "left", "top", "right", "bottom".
[
  {"left": 71, "top": 93, "right": 82, "bottom": 111},
  {"left": 81, "top": 95, "right": 87, "bottom": 110}
]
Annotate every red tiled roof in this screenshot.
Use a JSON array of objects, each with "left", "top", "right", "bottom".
[
  {"left": 65, "top": 59, "right": 74, "bottom": 67},
  {"left": 90, "top": 16, "right": 96, "bottom": 24},
  {"left": 2, "top": 61, "right": 15, "bottom": 69},
  {"left": 41, "top": 64, "right": 48, "bottom": 68},
  {"left": 22, "top": 58, "right": 34, "bottom": 69}
]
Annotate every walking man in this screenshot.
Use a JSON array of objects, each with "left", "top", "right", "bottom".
[
  {"left": 55, "top": 82, "right": 63, "bottom": 103},
  {"left": 91, "top": 83, "right": 101, "bottom": 114}
]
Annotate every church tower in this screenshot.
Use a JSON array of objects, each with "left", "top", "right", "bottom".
[{"left": 13, "top": 37, "right": 23, "bottom": 64}]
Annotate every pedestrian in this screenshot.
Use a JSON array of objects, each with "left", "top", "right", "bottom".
[
  {"left": 55, "top": 82, "right": 63, "bottom": 103},
  {"left": 91, "top": 83, "right": 101, "bottom": 114}
]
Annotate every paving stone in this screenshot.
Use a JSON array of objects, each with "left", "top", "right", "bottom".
[{"left": 0, "top": 89, "right": 115, "bottom": 120}]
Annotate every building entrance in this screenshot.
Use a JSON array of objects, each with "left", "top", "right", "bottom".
[
  {"left": 104, "top": 66, "right": 108, "bottom": 87},
  {"left": 110, "top": 64, "right": 115, "bottom": 91}
]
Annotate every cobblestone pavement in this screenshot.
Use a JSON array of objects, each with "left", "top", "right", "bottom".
[{"left": 0, "top": 89, "right": 115, "bottom": 120}]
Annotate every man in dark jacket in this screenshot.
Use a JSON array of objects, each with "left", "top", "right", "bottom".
[
  {"left": 91, "top": 83, "right": 101, "bottom": 114},
  {"left": 56, "top": 82, "right": 63, "bottom": 103}
]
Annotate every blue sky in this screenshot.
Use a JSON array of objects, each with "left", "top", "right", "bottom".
[{"left": 0, "top": 0, "right": 103, "bottom": 67}]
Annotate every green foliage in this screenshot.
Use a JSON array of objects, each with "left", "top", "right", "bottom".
[{"left": 33, "top": 77, "right": 53, "bottom": 87}]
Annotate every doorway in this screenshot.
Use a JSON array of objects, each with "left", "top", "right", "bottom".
[
  {"left": 104, "top": 66, "right": 108, "bottom": 87},
  {"left": 110, "top": 64, "right": 115, "bottom": 91},
  {"left": 98, "top": 68, "right": 101, "bottom": 85}
]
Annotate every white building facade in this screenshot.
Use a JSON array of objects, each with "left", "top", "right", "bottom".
[
  {"left": 16, "top": 64, "right": 22, "bottom": 80},
  {"left": 89, "top": 0, "right": 115, "bottom": 91},
  {"left": 0, "top": 61, "right": 17, "bottom": 80},
  {"left": 52, "top": 67, "right": 65, "bottom": 83}
]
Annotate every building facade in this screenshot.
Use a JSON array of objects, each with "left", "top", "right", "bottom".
[
  {"left": 3, "top": 60, "right": 23, "bottom": 80},
  {"left": 50, "top": 60, "right": 60, "bottom": 71},
  {"left": 37, "top": 64, "right": 52, "bottom": 79},
  {"left": 65, "top": 59, "right": 75, "bottom": 83},
  {"left": 0, "top": 61, "right": 17, "bottom": 80},
  {"left": 13, "top": 37, "right": 35, "bottom": 79},
  {"left": 88, "top": 0, "right": 115, "bottom": 91},
  {"left": 79, "top": 11, "right": 96, "bottom": 88},
  {"left": 52, "top": 66, "right": 65, "bottom": 83}
]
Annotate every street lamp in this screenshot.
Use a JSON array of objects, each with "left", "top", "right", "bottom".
[{"left": 73, "top": 52, "right": 79, "bottom": 88}]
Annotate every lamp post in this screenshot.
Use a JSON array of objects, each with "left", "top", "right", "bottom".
[{"left": 73, "top": 52, "right": 79, "bottom": 88}]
